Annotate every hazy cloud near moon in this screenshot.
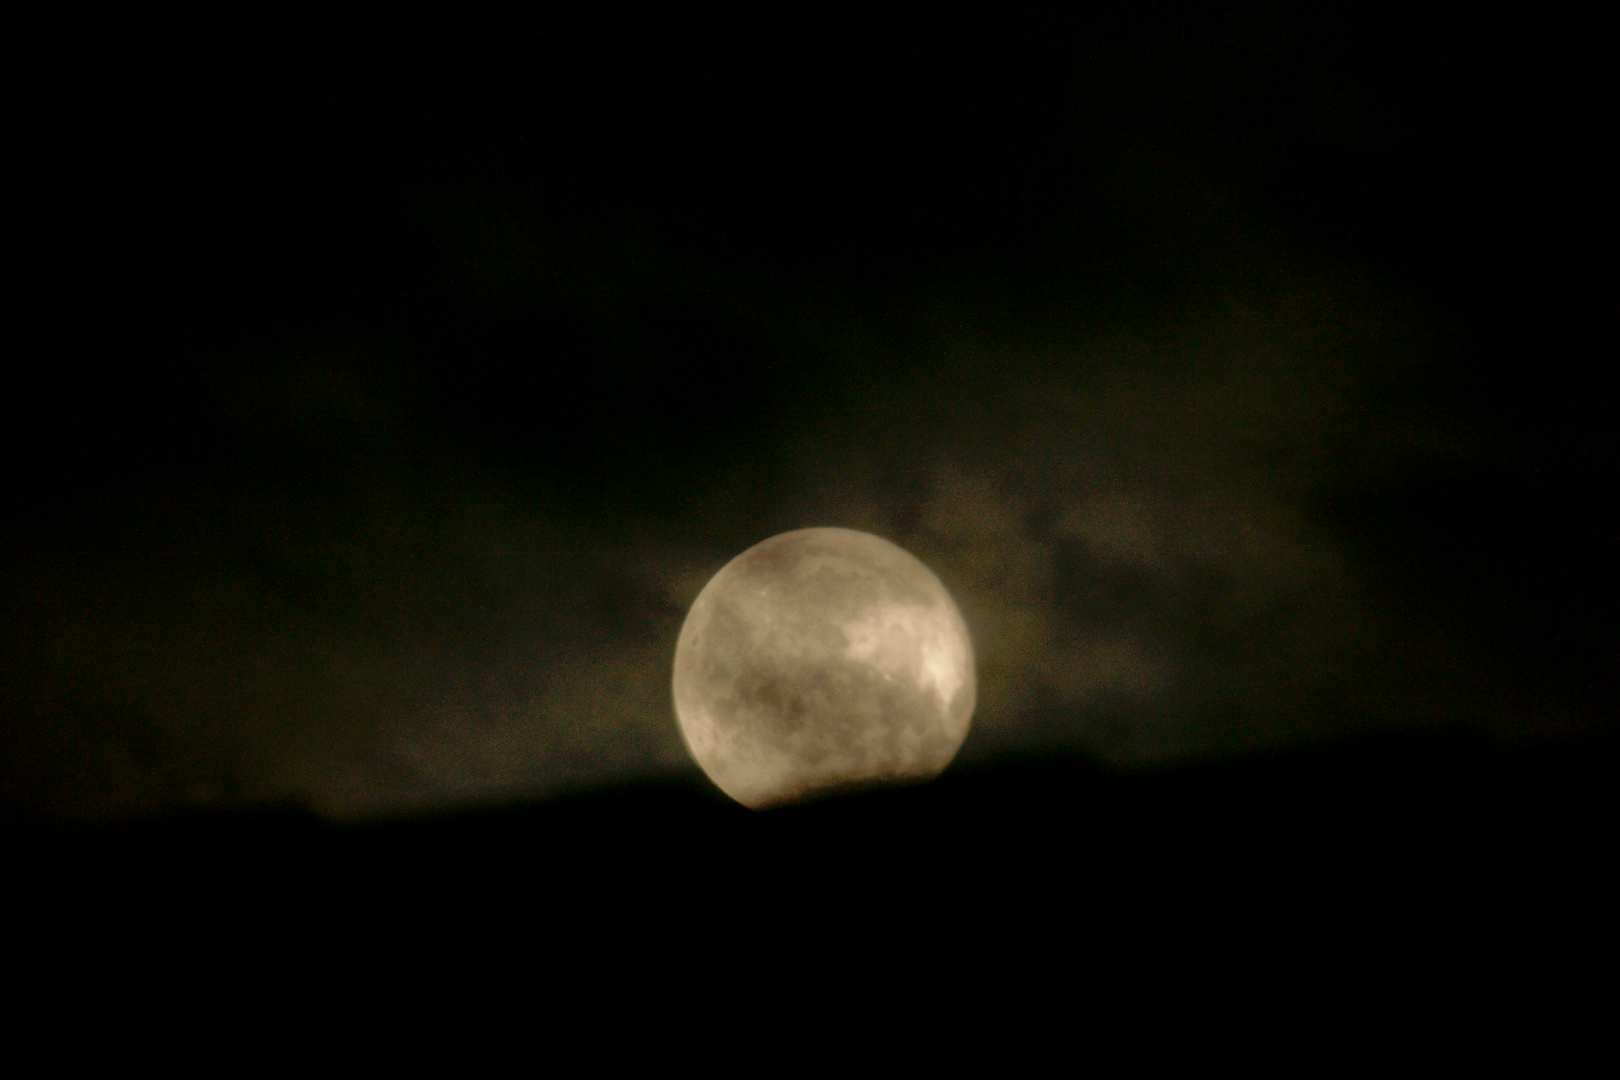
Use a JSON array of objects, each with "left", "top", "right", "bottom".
[
  {"left": 3, "top": 233, "right": 1486, "bottom": 820},
  {"left": 771, "top": 299, "right": 1444, "bottom": 767}
]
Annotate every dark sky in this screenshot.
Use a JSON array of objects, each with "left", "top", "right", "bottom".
[{"left": 3, "top": 8, "right": 1610, "bottom": 823}]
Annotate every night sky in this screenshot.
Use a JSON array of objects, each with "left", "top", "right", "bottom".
[{"left": 3, "top": 11, "right": 1612, "bottom": 965}]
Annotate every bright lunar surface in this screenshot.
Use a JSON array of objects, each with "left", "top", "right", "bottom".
[{"left": 673, "top": 528, "right": 976, "bottom": 808}]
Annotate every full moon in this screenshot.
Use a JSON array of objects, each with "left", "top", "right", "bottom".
[{"left": 673, "top": 528, "right": 976, "bottom": 808}]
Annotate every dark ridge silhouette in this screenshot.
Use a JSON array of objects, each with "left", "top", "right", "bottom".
[{"left": 11, "top": 727, "right": 1609, "bottom": 977}]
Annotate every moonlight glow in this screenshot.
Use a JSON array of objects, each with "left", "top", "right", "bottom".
[{"left": 673, "top": 528, "right": 976, "bottom": 808}]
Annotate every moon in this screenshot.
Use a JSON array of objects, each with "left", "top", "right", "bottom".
[{"left": 673, "top": 528, "right": 976, "bottom": 808}]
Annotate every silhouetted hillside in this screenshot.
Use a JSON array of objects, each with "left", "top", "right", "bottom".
[{"left": 11, "top": 727, "right": 1609, "bottom": 989}]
